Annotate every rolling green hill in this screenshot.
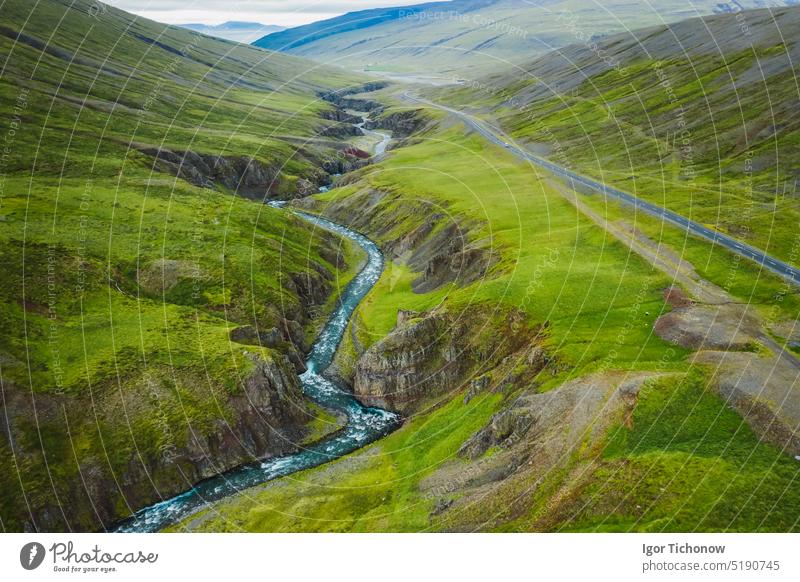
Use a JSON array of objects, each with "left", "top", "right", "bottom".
[
  {"left": 0, "top": 0, "right": 364, "bottom": 531},
  {"left": 253, "top": 0, "right": 794, "bottom": 76},
  {"left": 170, "top": 6, "right": 800, "bottom": 534},
  {"left": 437, "top": 4, "right": 800, "bottom": 264},
  {"left": 172, "top": 102, "right": 800, "bottom": 534}
]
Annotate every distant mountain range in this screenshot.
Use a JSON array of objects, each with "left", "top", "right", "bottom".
[
  {"left": 253, "top": 0, "right": 800, "bottom": 75},
  {"left": 179, "top": 21, "right": 285, "bottom": 43}
]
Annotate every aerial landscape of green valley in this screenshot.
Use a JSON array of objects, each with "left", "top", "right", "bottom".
[{"left": 1, "top": 0, "right": 799, "bottom": 564}]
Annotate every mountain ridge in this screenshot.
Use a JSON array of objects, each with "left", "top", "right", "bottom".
[
  {"left": 436, "top": 3, "right": 800, "bottom": 263},
  {"left": 253, "top": 0, "right": 800, "bottom": 75}
]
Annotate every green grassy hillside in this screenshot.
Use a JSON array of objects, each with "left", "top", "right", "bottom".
[
  {"left": 0, "top": 0, "right": 365, "bottom": 531},
  {"left": 172, "top": 108, "right": 800, "bottom": 533},
  {"left": 437, "top": 4, "right": 800, "bottom": 265},
  {"left": 254, "top": 0, "right": 788, "bottom": 76}
]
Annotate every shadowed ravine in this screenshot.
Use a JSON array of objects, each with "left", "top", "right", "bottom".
[{"left": 113, "top": 208, "right": 401, "bottom": 533}]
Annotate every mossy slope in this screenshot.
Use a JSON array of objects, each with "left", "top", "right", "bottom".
[{"left": 0, "top": 0, "right": 365, "bottom": 531}]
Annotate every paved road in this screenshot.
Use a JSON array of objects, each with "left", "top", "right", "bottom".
[{"left": 403, "top": 93, "right": 800, "bottom": 287}]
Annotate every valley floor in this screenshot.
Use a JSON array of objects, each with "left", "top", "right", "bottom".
[
  {"left": 8, "top": 0, "right": 800, "bottom": 536},
  {"left": 170, "top": 96, "right": 800, "bottom": 532}
]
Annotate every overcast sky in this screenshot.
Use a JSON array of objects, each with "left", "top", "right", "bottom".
[{"left": 105, "top": 1, "right": 432, "bottom": 27}]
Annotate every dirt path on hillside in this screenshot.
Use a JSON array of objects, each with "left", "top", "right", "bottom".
[
  {"left": 547, "top": 177, "right": 800, "bottom": 456},
  {"left": 547, "top": 177, "right": 731, "bottom": 304}
]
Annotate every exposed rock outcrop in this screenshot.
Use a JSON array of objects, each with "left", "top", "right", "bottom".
[
  {"left": 254, "top": 264, "right": 338, "bottom": 370},
  {"left": 0, "top": 222, "right": 349, "bottom": 532},
  {"left": 406, "top": 221, "right": 492, "bottom": 293},
  {"left": 319, "top": 103, "right": 365, "bottom": 139},
  {"left": 178, "top": 353, "right": 311, "bottom": 480},
  {"left": 320, "top": 123, "right": 363, "bottom": 138},
  {"left": 421, "top": 371, "right": 660, "bottom": 530},
  {"left": 229, "top": 326, "right": 307, "bottom": 372},
  {"left": 136, "top": 145, "right": 283, "bottom": 199},
  {"left": 297, "top": 188, "right": 497, "bottom": 294},
  {"left": 365, "top": 108, "right": 428, "bottom": 138},
  {"left": 0, "top": 352, "right": 315, "bottom": 532},
  {"left": 135, "top": 143, "right": 370, "bottom": 200},
  {"left": 354, "top": 312, "right": 462, "bottom": 412},
  {"left": 353, "top": 308, "right": 547, "bottom": 413},
  {"left": 319, "top": 82, "right": 389, "bottom": 113},
  {"left": 320, "top": 149, "right": 372, "bottom": 176},
  {"left": 321, "top": 109, "right": 363, "bottom": 124},
  {"left": 230, "top": 325, "right": 282, "bottom": 348}
]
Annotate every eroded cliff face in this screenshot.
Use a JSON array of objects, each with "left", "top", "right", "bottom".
[
  {"left": 353, "top": 308, "right": 548, "bottom": 414},
  {"left": 111, "top": 352, "right": 314, "bottom": 526},
  {"left": 291, "top": 146, "right": 518, "bottom": 415},
  {"left": 298, "top": 187, "right": 497, "bottom": 294},
  {"left": 422, "top": 372, "right": 661, "bottom": 531},
  {"left": 0, "top": 224, "right": 348, "bottom": 532},
  {"left": 318, "top": 82, "right": 388, "bottom": 114},
  {"left": 128, "top": 84, "right": 395, "bottom": 203},
  {"left": 364, "top": 108, "right": 428, "bottom": 139},
  {"left": 0, "top": 351, "right": 314, "bottom": 532},
  {"left": 134, "top": 139, "right": 367, "bottom": 201},
  {"left": 353, "top": 311, "right": 464, "bottom": 413},
  {"left": 136, "top": 146, "right": 293, "bottom": 199}
]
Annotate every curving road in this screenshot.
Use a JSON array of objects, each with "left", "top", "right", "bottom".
[{"left": 403, "top": 93, "right": 800, "bottom": 287}]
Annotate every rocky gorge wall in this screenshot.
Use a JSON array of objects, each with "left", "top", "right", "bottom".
[
  {"left": 0, "top": 349, "right": 317, "bottom": 532},
  {"left": 353, "top": 308, "right": 547, "bottom": 414},
  {"left": 131, "top": 85, "right": 394, "bottom": 202},
  {"left": 0, "top": 234, "right": 350, "bottom": 532}
]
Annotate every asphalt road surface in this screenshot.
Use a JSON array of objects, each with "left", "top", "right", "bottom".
[{"left": 403, "top": 93, "right": 800, "bottom": 287}]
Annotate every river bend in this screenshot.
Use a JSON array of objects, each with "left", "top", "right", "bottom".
[{"left": 114, "top": 209, "right": 400, "bottom": 532}]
